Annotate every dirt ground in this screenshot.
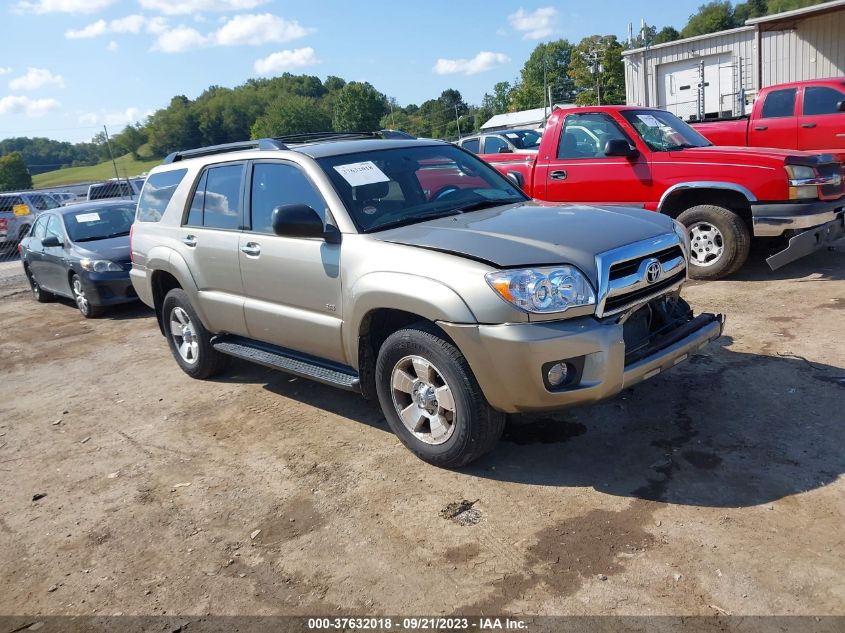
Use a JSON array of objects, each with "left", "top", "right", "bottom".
[{"left": 0, "top": 244, "right": 843, "bottom": 618}]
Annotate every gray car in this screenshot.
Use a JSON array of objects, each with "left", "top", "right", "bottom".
[
  {"left": 129, "top": 134, "right": 723, "bottom": 467},
  {"left": 0, "top": 191, "right": 62, "bottom": 253}
]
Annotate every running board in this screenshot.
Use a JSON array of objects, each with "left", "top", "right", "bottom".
[{"left": 211, "top": 336, "right": 360, "bottom": 392}]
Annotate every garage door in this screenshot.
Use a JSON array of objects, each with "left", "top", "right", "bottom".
[{"left": 657, "top": 54, "right": 734, "bottom": 120}]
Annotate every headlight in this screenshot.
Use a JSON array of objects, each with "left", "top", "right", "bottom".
[
  {"left": 785, "top": 164, "right": 819, "bottom": 200},
  {"left": 80, "top": 258, "right": 123, "bottom": 272},
  {"left": 485, "top": 266, "right": 596, "bottom": 314},
  {"left": 672, "top": 219, "right": 691, "bottom": 255}
]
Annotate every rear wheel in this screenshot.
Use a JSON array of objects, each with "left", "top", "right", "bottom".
[
  {"left": 25, "top": 266, "right": 53, "bottom": 303},
  {"left": 375, "top": 322, "right": 505, "bottom": 468},
  {"left": 161, "top": 288, "right": 229, "bottom": 379},
  {"left": 677, "top": 204, "right": 750, "bottom": 280}
]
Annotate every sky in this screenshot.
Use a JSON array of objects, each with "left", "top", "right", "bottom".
[{"left": 0, "top": 0, "right": 704, "bottom": 143}]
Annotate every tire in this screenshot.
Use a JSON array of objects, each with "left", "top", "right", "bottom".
[
  {"left": 677, "top": 204, "right": 751, "bottom": 280},
  {"left": 161, "top": 288, "right": 229, "bottom": 379},
  {"left": 375, "top": 322, "right": 505, "bottom": 468},
  {"left": 70, "top": 273, "right": 104, "bottom": 318},
  {"left": 24, "top": 266, "right": 54, "bottom": 303}
]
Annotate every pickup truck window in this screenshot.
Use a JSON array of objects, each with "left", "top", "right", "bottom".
[
  {"left": 317, "top": 145, "right": 527, "bottom": 233},
  {"left": 620, "top": 110, "right": 711, "bottom": 152},
  {"left": 558, "top": 113, "right": 630, "bottom": 158},
  {"left": 484, "top": 136, "right": 509, "bottom": 153},
  {"left": 249, "top": 162, "right": 328, "bottom": 233},
  {"left": 803, "top": 86, "right": 845, "bottom": 116},
  {"left": 760, "top": 88, "right": 796, "bottom": 118},
  {"left": 461, "top": 138, "right": 480, "bottom": 153}
]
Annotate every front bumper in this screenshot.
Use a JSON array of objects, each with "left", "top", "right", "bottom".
[
  {"left": 439, "top": 312, "right": 724, "bottom": 414},
  {"left": 79, "top": 270, "right": 138, "bottom": 306},
  {"left": 751, "top": 198, "right": 844, "bottom": 237}
]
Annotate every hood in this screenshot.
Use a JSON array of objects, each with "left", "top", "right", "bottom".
[
  {"left": 72, "top": 235, "right": 131, "bottom": 264},
  {"left": 374, "top": 201, "right": 676, "bottom": 281},
  {"left": 670, "top": 145, "right": 837, "bottom": 167}
]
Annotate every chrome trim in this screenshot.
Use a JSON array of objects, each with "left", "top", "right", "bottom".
[
  {"left": 657, "top": 181, "right": 756, "bottom": 212},
  {"left": 752, "top": 208, "right": 842, "bottom": 237},
  {"left": 605, "top": 254, "right": 685, "bottom": 300},
  {"left": 788, "top": 175, "right": 841, "bottom": 187},
  {"left": 594, "top": 233, "right": 686, "bottom": 318}
]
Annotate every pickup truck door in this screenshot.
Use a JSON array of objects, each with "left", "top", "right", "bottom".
[
  {"left": 238, "top": 160, "right": 345, "bottom": 364},
  {"left": 797, "top": 85, "right": 845, "bottom": 151},
  {"left": 749, "top": 87, "right": 798, "bottom": 149},
  {"left": 539, "top": 112, "right": 652, "bottom": 206}
]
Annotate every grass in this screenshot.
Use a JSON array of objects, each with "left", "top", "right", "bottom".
[{"left": 32, "top": 152, "right": 162, "bottom": 188}]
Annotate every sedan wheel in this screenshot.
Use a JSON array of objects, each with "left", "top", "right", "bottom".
[
  {"left": 25, "top": 267, "right": 53, "bottom": 303},
  {"left": 71, "top": 274, "right": 102, "bottom": 318}
]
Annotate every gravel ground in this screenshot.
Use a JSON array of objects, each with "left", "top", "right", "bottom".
[{"left": 0, "top": 245, "right": 843, "bottom": 617}]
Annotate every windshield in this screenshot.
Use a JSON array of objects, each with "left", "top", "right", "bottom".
[
  {"left": 64, "top": 204, "right": 136, "bottom": 242},
  {"left": 621, "top": 110, "right": 712, "bottom": 151},
  {"left": 502, "top": 129, "right": 542, "bottom": 150},
  {"left": 89, "top": 181, "right": 134, "bottom": 200},
  {"left": 317, "top": 145, "right": 528, "bottom": 233}
]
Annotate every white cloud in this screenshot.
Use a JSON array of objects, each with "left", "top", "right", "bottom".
[
  {"left": 508, "top": 6, "right": 557, "bottom": 40},
  {"left": 151, "top": 25, "right": 207, "bottom": 53},
  {"left": 213, "top": 14, "right": 312, "bottom": 46},
  {"left": 0, "top": 95, "right": 61, "bottom": 117},
  {"left": 0, "top": 68, "right": 12, "bottom": 75},
  {"left": 78, "top": 106, "right": 151, "bottom": 127},
  {"left": 107, "top": 40, "right": 118, "bottom": 51},
  {"left": 152, "top": 13, "right": 312, "bottom": 53},
  {"left": 254, "top": 47, "right": 318, "bottom": 74},
  {"left": 9, "top": 68, "right": 65, "bottom": 91},
  {"left": 138, "top": 0, "right": 268, "bottom": 15},
  {"left": 66, "top": 14, "right": 167, "bottom": 38},
  {"left": 433, "top": 51, "right": 511, "bottom": 76},
  {"left": 14, "top": 0, "right": 113, "bottom": 14}
]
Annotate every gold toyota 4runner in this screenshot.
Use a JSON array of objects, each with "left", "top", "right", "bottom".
[{"left": 130, "top": 133, "right": 724, "bottom": 467}]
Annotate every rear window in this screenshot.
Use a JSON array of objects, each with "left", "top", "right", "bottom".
[
  {"left": 89, "top": 181, "right": 134, "bottom": 201},
  {"left": 136, "top": 169, "right": 187, "bottom": 222}
]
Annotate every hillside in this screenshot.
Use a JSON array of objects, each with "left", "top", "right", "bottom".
[{"left": 32, "top": 152, "right": 162, "bottom": 188}]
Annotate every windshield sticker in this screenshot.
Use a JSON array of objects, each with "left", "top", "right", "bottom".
[
  {"left": 74, "top": 212, "right": 101, "bottom": 223},
  {"left": 505, "top": 133, "right": 519, "bottom": 139},
  {"left": 333, "top": 161, "right": 390, "bottom": 187},
  {"left": 636, "top": 114, "right": 663, "bottom": 128}
]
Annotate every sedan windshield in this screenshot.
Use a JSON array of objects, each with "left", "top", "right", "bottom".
[
  {"left": 64, "top": 204, "right": 136, "bottom": 242},
  {"left": 317, "top": 145, "right": 528, "bottom": 232},
  {"left": 620, "top": 110, "right": 712, "bottom": 152}
]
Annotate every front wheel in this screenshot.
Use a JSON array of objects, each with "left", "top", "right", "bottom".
[
  {"left": 71, "top": 273, "right": 103, "bottom": 318},
  {"left": 677, "top": 204, "right": 751, "bottom": 280},
  {"left": 375, "top": 323, "right": 505, "bottom": 468}
]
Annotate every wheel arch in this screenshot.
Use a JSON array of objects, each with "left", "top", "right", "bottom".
[{"left": 658, "top": 182, "right": 755, "bottom": 225}]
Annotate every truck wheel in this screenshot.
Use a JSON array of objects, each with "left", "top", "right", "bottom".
[
  {"left": 161, "top": 288, "right": 229, "bottom": 379},
  {"left": 677, "top": 205, "right": 750, "bottom": 280},
  {"left": 375, "top": 322, "right": 506, "bottom": 468}
]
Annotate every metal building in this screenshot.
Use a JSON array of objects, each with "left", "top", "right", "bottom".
[
  {"left": 480, "top": 104, "right": 575, "bottom": 131},
  {"left": 623, "top": 0, "right": 845, "bottom": 121}
]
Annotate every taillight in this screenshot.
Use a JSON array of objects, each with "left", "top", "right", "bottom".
[
  {"left": 0, "top": 218, "right": 7, "bottom": 232},
  {"left": 17, "top": 242, "right": 23, "bottom": 254},
  {"left": 129, "top": 222, "right": 134, "bottom": 263}
]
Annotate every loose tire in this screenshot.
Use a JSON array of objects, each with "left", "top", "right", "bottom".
[
  {"left": 375, "top": 322, "right": 505, "bottom": 468},
  {"left": 677, "top": 205, "right": 751, "bottom": 280},
  {"left": 25, "top": 266, "right": 54, "bottom": 303},
  {"left": 161, "top": 288, "right": 229, "bottom": 379},
  {"left": 71, "top": 273, "right": 103, "bottom": 318}
]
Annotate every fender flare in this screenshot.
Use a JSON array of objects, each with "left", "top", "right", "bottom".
[{"left": 657, "top": 181, "right": 756, "bottom": 213}]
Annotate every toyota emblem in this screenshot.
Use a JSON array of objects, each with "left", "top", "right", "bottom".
[{"left": 644, "top": 259, "right": 662, "bottom": 284}]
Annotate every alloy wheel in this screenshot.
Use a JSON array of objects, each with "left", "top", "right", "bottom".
[
  {"left": 390, "top": 355, "right": 457, "bottom": 445},
  {"left": 170, "top": 306, "right": 199, "bottom": 365}
]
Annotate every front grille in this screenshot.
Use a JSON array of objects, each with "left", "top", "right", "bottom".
[
  {"left": 819, "top": 163, "right": 844, "bottom": 199},
  {"left": 604, "top": 270, "right": 686, "bottom": 313},
  {"left": 608, "top": 245, "right": 685, "bottom": 281}
]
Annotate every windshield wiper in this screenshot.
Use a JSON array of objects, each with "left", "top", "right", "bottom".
[
  {"left": 74, "top": 231, "right": 130, "bottom": 242},
  {"left": 452, "top": 198, "right": 521, "bottom": 213},
  {"left": 368, "top": 209, "right": 461, "bottom": 232},
  {"left": 665, "top": 143, "right": 699, "bottom": 151}
]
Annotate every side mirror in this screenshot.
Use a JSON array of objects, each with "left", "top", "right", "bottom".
[
  {"left": 498, "top": 146, "right": 513, "bottom": 154},
  {"left": 271, "top": 204, "right": 339, "bottom": 243},
  {"left": 505, "top": 171, "right": 525, "bottom": 189},
  {"left": 837, "top": 100, "right": 845, "bottom": 112},
  {"left": 41, "top": 236, "right": 62, "bottom": 248},
  {"left": 604, "top": 139, "right": 639, "bottom": 158}
]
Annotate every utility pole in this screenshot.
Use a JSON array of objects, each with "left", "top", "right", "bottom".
[
  {"left": 454, "top": 104, "right": 462, "bottom": 139},
  {"left": 543, "top": 58, "right": 548, "bottom": 121},
  {"left": 102, "top": 125, "right": 120, "bottom": 182}
]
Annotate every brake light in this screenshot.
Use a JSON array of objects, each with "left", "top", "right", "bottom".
[
  {"left": 0, "top": 218, "right": 7, "bottom": 232},
  {"left": 129, "top": 222, "right": 134, "bottom": 263}
]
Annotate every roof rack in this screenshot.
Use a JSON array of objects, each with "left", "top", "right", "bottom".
[
  {"left": 163, "top": 138, "right": 289, "bottom": 165},
  {"left": 272, "top": 131, "right": 381, "bottom": 144}
]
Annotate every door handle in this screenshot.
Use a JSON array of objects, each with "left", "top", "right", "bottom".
[
  {"left": 801, "top": 122, "right": 817, "bottom": 128},
  {"left": 753, "top": 126, "right": 768, "bottom": 131},
  {"left": 550, "top": 170, "right": 567, "bottom": 180},
  {"left": 182, "top": 235, "right": 197, "bottom": 247},
  {"left": 240, "top": 242, "right": 261, "bottom": 257}
]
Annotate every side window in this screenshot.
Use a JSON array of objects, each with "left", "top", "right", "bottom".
[
  {"left": 461, "top": 138, "right": 480, "bottom": 153},
  {"left": 249, "top": 162, "right": 328, "bottom": 234},
  {"left": 45, "top": 215, "right": 64, "bottom": 242},
  {"left": 760, "top": 88, "right": 797, "bottom": 118},
  {"left": 483, "top": 136, "right": 509, "bottom": 153},
  {"left": 557, "top": 114, "right": 630, "bottom": 159},
  {"left": 43, "top": 195, "right": 60, "bottom": 209},
  {"left": 32, "top": 215, "right": 48, "bottom": 239},
  {"left": 29, "top": 195, "right": 48, "bottom": 211},
  {"left": 803, "top": 86, "right": 845, "bottom": 116},
  {"left": 137, "top": 169, "right": 187, "bottom": 222},
  {"left": 185, "top": 165, "right": 243, "bottom": 230}
]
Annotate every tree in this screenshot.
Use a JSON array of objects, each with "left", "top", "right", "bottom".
[
  {"left": 0, "top": 152, "right": 33, "bottom": 191},
  {"left": 482, "top": 81, "right": 513, "bottom": 115},
  {"left": 510, "top": 40, "right": 577, "bottom": 110},
  {"left": 146, "top": 96, "right": 202, "bottom": 156},
  {"left": 681, "top": 2, "right": 739, "bottom": 38},
  {"left": 111, "top": 124, "right": 147, "bottom": 160},
  {"left": 569, "top": 35, "right": 626, "bottom": 106},
  {"left": 332, "top": 82, "right": 389, "bottom": 131},
  {"left": 653, "top": 26, "right": 681, "bottom": 44},
  {"left": 250, "top": 96, "right": 332, "bottom": 138}
]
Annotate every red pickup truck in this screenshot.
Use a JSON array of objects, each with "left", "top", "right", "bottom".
[
  {"left": 484, "top": 106, "right": 845, "bottom": 280},
  {"left": 691, "top": 79, "right": 845, "bottom": 162}
]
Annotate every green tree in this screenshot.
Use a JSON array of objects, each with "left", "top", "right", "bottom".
[
  {"left": 111, "top": 124, "right": 147, "bottom": 160},
  {"left": 569, "top": 35, "right": 626, "bottom": 106},
  {"left": 510, "top": 40, "right": 576, "bottom": 110},
  {"left": 332, "top": 81, "right": 389, "bottom": 131},
  {"left": 681, "top": 2, "right": 739, "bottom": 38},
  {"left": 146, "top": 96, "right": 202, "bottom": 156},
  {"left": 653, "top": 26, "right": 681, "bottom": 44},
  {"left": 250, "top": 96, "right": 332, "bottom": 138},
  {"left": 482, "top": 81, "right": 513, "bottom": 115},
  {"left": 0, "top": 152, "right": 33, "bottom": 191}
]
